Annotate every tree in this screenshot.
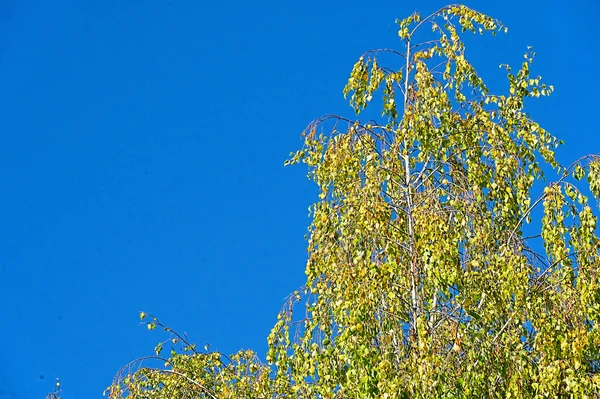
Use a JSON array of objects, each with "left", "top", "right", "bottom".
[{"left": 104, "top": 5, "right": 600, "bottom": 398}]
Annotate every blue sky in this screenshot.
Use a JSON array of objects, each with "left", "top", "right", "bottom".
[{"left": 0, "top": 1, "right": 598, "bottom": 398}]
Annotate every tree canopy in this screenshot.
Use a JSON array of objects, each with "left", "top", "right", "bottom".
[{"left": 99, "top": 5, "right": 600, "bottom": 398}]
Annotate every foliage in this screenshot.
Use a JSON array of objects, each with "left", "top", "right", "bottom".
[
  {"left": 105, "top": 314, "right": 272, "bottom": 398},
  {"left": 45, "top": 379, "right": 61, "bottom": 399},
  {"left": 105, "top": 5, "right": 600, "bottom": 398}
]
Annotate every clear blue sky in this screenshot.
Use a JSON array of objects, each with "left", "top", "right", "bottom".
[{"left": 0, "top": 1, "right": 598, "bottom": 397}]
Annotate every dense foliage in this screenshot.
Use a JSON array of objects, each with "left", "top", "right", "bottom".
[{"left": 101, "top": 5, "right": 600, "bottom": 398}]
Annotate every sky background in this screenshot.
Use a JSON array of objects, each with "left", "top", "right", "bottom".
[{"left": 0, "top": 0, "right": 598, "bottom": 398}]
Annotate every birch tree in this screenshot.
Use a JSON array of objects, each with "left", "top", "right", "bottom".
[{"left": 106, "top": 5, "right": 600, "bottom": 398}]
